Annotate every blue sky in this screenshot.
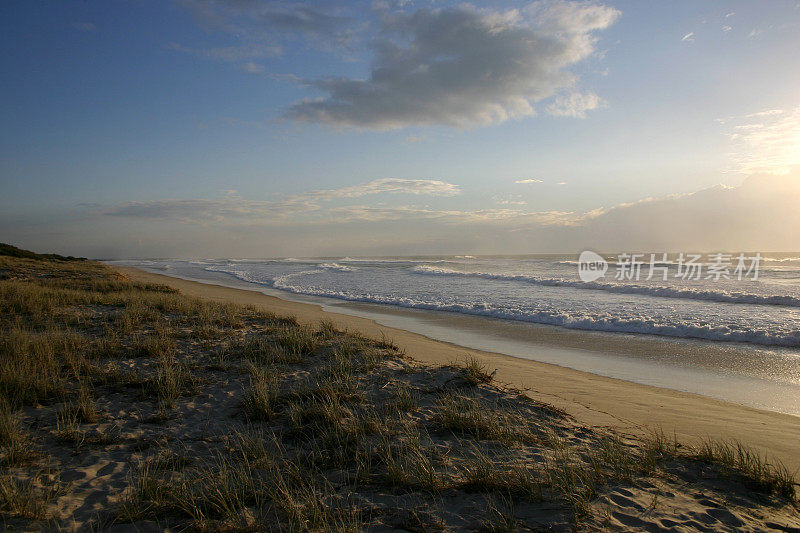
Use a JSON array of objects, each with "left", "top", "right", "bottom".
[{"left": 1, "top": 1, "right": 799, "bottom": 257}]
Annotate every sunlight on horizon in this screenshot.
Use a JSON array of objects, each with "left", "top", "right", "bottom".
[{"left": 726, "top": 105, "right": 800, "bottom": 175}]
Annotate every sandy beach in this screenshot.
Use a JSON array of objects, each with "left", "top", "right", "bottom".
[
  {"left": 117, "top": 266, "right": 800, "bottom": 474},
  {"left": 4, "top": 253, "right": 800, "bottom": 530}
]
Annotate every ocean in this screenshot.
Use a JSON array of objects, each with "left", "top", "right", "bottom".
[{"left": 112, "top": 253, "right": 800, "bottom": 415}]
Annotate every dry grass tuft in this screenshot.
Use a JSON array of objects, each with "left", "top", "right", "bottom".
[
  {"left": 458, "top": 355, "right": 494, "bottom": 386},
  {"left": 436, "top": 392, "right": 535, "bottom": 445},
  {"left": 0, "top": 473, "right": 62, "bottom": 520},
  {"left": 242, "top": 365, "right": 280, "bottom": 421},
  {"left": 691, "top": 440, "right": 796, "bottom": 500},
  {"left": 0, "top": 399, "right": 36, "bottom": 466}
]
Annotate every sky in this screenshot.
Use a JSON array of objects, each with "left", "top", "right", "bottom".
[{"left": 1, "top": 0, "right": 799, "bottom": 258}]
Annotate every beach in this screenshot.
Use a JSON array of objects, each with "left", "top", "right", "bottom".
[
  {"left": 118, "top": 265, "right": 800, "bottom": 473},
  {"left": 3, "top": 252, "right": 799, "bottom": 530}
]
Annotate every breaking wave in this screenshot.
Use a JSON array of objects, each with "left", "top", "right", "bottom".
[{"left": 410, "top": 265, "right": 800, "bottom": 307}]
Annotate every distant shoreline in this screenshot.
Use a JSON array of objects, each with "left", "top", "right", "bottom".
[{"left": 117, "top": 265, "right": 800, "bottom": 472}]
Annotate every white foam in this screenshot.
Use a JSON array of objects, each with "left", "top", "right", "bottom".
[
  {"left": 318, "top": 262, "right": 356, "bottom": 272},
  {"left": 411, "top": 265, "right": 800, "bottom": 307},
  {"left": 268, "top": 276, "right": 800, "bottom": 348},
  {"left": 201, "top": 265, "right": 799, "bottom": 347}
]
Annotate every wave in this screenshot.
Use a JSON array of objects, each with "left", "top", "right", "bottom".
[
  {"left": 318, "top": 262, "right": 356, "bottom": 272},
  {"left": 268, "top": 279, "right": 800, "bottom": 349},
  {"left": 338, "top": 257, "right": 454, "bottom": 264},
  {"left": 204, "top": 266, "right": 320, "bottom": 287},
  {"left": 558, "top": 257, "right": 800, "bottom": 267},
  {"left": 559, "top": 260, "right": 687, "bottom": 268},
  {"left": 411, "top": 265, "right": 800, "bottom": 307},
  {"left": 202, "top": 265, "right": 800, "bottom": 348},
  {"left": 762, "top": 257, "right": 800, "bottom": 263}
]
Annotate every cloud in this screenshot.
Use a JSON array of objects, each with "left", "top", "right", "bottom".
[
  {"left": 546, "top": 91, "right": 605, "bottom": 118},
  {"left": 681, "top": 32, "right": 694, "bottom": 42},
  {"left": 167, "top": 42, "right": 280, "bottom": 74},
  {"left": 286, "top": 1, "right": 619, "bottom": 129},
  {"left": 72, "top": 22, "right": 97, "bottom": 32},
  {"left": 14, "top": 173, "right": 800, "bottom": 257},
  {"left": 725, "top": 106, "right": 800, "bottom": 174},
  {"left": 304, "top": 178, "right": 460, "bottom": 199},
  {"left": 564, "top": 173, "right": 800, "bottom": 251},
  {"left": 324, "top": 205, "right": 558, "bottom": 224},
  {"left": 168, "top": 42, "right": 282, "bottom": 62},
  {"left": 493, "top": 195, "right": 527, "bottom": 206},
  {"left": 241, "top": 61, "right": 266, "bottom": 75},
  {"left": 97, "top": 178, "right": 460, "bottom": 225},
  {"left": 100, "top": 198, "right": 311, "bottom": 225},
  {"left": 177, "top": 1, "right": 357, "bottom": 48},
  {"left": 722, "top": 25, "right": 732, "bottom": 32},
  {"left": 744, "top": 109, "right": 784, "bottom": 118},
  {"left": 515, "top": 178, "right": 544, "bottom": 184}
]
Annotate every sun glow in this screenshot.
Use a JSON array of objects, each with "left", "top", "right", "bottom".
[{"left": 727, "top": 105, "right": 800, "bottom": 175}]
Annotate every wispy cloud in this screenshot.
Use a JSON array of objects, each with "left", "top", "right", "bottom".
[
  {"left": 100, "top": 198, "right": 312, "bottom": 225},
  {"left": 24, "top": 174, "right": 800, "bottom": 256},
  {"left": 304, "top": 178, "right": 461, "bottom": 199},
  {"left": 70, "top": 173, "right": 800, "bottom": 255},
  {"left": 681, "top": 31, "right": 695, "bottom": 42},
  {"left": 167, "top": 42, "right": 280, "bottom": 74},
  {"left": 168, "top": 42, "right": 282, "bottom": 62},
  {"left": 515, "top": 178, "right": 544, "bottom": 184},
  {"left": 97, "top": 178, "right": 461, "bottom": 225},
  {"left": 725, "top": 106, "right": 800, "bottom": 174},
  {"left": 176, "top": 0, "right": 358, "bottom": 50},
  {"left": 546, "top": 91, "right": 606, "bottom": 118},
  {"left": 241, "top": 61, "right": 266, "bottom": 75},
  {"left": 72, "top": 22, "right": 97, "bottom": 32},
  {"left": 493, "top": 195, "right": 527, "bottom": 206},
  {"left": 324, "top": 205, "right": 566, "bottom": 224},
  {"left": 286, "top": 1, "right": 619, "bottom": 129}
]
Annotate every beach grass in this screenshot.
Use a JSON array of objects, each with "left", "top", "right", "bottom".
[{"left": 0, "top": 249, "right": 797, "bottom": 530}]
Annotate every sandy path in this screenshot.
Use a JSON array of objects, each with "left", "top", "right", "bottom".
[{"left": 117, "top": 266, "right": 800, "bottom": 473}]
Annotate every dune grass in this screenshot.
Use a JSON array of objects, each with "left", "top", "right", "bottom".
[{"left": 690, "top": 439, "right": 797, "bottom": 499}]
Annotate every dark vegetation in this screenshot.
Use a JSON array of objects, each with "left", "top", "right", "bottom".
[{"left": 0, "top": 242, "right": 86, "bottom": 262}]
